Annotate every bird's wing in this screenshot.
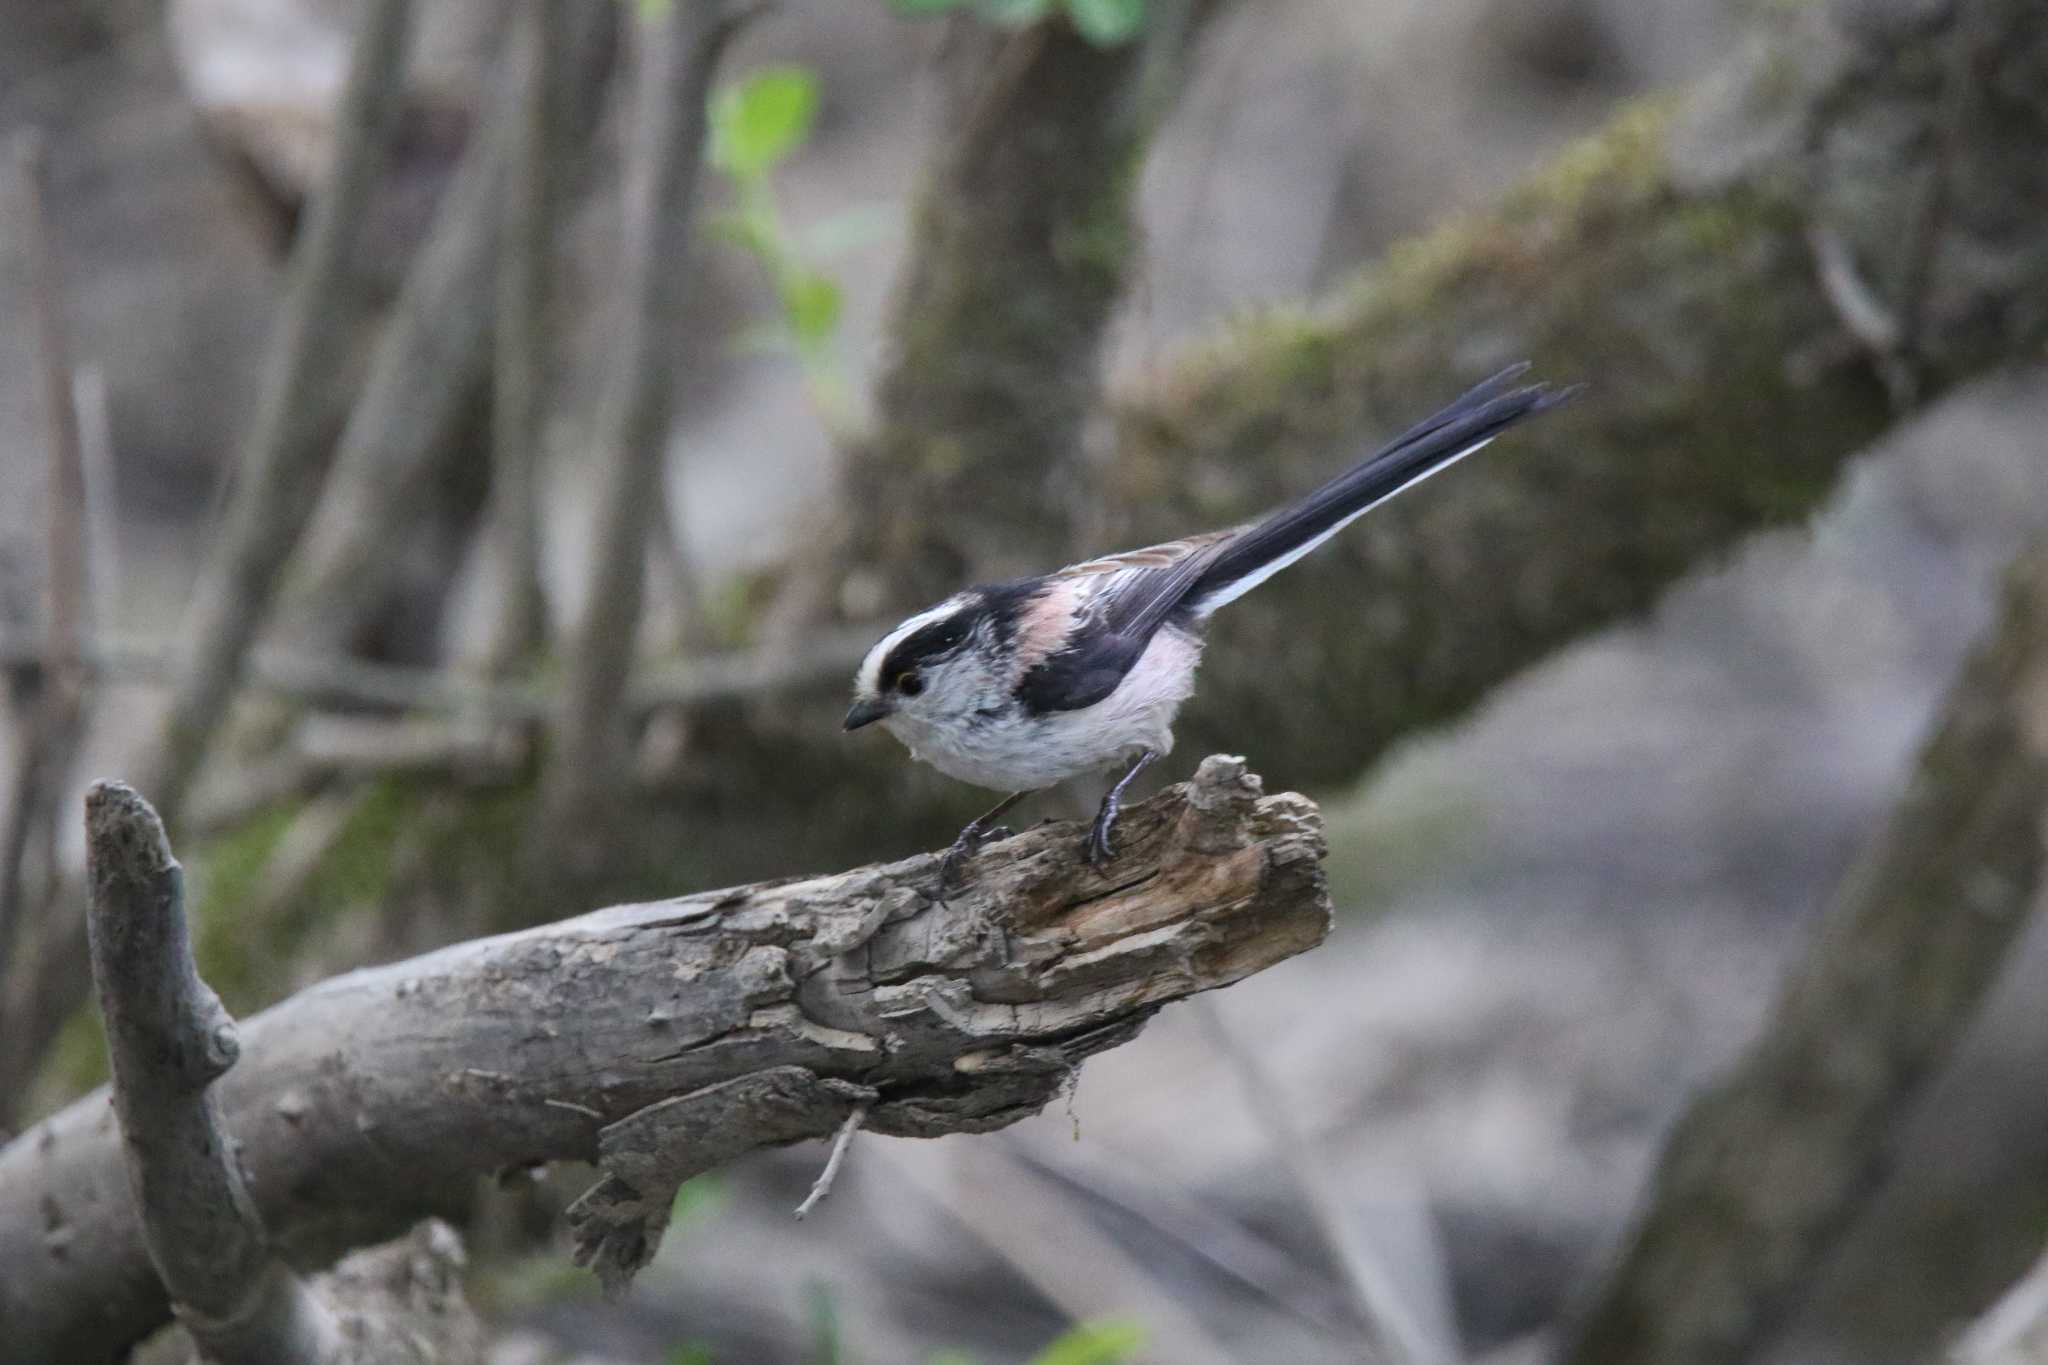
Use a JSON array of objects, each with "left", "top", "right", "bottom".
[
  {"left": 1055, "top": 528, "right": 1241, "bottom": 636},
  {"left": 1009, "top": 531, "right": 1240, "bottom": 715}
]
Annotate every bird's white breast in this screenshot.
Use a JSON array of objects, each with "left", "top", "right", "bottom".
[{"left": 883, "top": 627, "right": 1205, "bottom": 792}]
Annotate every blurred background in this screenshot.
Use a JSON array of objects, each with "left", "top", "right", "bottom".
[{"left": 3, "top": 0, "right": 2047, "bottom": 1362}]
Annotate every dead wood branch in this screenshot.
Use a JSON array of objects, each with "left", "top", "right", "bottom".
[
  {"left": 132, "top": 0, "right": 415, "bottom": 830},
  {"left": 84, "top": 782, "right": 343, "bottom": 1365},
  {"left": 0, "top": 755, "right": 1328, "bottom": 1361},
  {"left": 1563, "top": 543, "right": 2048, "bottom": 1365},
  {"left": 547, "top": 0, "right": 751, "bottom": 820}
]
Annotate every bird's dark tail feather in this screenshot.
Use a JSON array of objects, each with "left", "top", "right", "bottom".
[{"left": 1183, "top": 365, "right": 1578, "bottom": 616}]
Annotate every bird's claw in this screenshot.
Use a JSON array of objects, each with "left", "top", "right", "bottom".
[
  {"left": 1085, "top": 812, "right": 1117, "bottom": 871},
  {"left": 932, "top": 824, "right": 1011, "bottom": 904}
]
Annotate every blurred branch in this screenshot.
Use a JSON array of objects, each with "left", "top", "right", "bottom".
[
  {"left": 0, "top": 620, "right": 878, "bottom": 720},
  {"left": 0, "top": 131, "right": 91, "bottom": 1002},
  {"left": 278, "top": 0, "right": 617, "bottom": 663},
  {"left": 131, "top": 0, "right": 415, "bottom": 829},
  {"left": 480, "top": 0, "right": 567, "bottom": 675},
  {"left": 1952, "top": 1245, "right": 2048, "bottom": 1365},
  {"left": 879, "top": 1138, "right": 1242, "bottom": 1365},
  {"left": 0, "top": 757, "right": 1330, "bottom": 1361},
  {"left": 1197, "top": 996, "right": 1454, "bottom": 1365},
  {"left": 546, "top": 0, "right": 753, "bottom": 823},
  {"left": 83, "top": 783, "right": 342, "bottom": 1365},
  {"left": 1563, "top": 543, "right": 2048, "bottom": 1365}
]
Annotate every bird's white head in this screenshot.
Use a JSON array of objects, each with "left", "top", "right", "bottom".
[{"left": 844, "top": 594, "right": 1008, "bottom": 739}]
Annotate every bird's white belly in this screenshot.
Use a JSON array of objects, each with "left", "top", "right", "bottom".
[{"left": 886, "top": 629, "right": 1203, "bottom": 792}]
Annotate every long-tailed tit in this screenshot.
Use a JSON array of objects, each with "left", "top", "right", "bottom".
[{"left": 845, "top": 364, "right": 1576, "bottom": 883}]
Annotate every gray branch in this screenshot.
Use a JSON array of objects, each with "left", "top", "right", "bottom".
[
  {"left": 0, "top": 755, "right": 1329, "bottom": 1362},
  {"left": 131, "top": 0, "right": 415, "bottom": 830},
  {"left": 547, "top": 0, "right": 751, "bottom": 819},
  {"left": 1563, "top": 544, "right": 2048, "bottom": 1365},
  {"left": 278, "top": 0, "right": 617, "bottom": 665},
  {"left": 481, "top": 0, "right": 568, "bottom": 673},
  {"left": 83, "top": 782, "right": 342, "bottom": 1365},
  {"left": 0, "top": 130, "right": 90, "bottom": 989},
  {"left": 0, "top": 620, "right": 877, "bottom": 722}
]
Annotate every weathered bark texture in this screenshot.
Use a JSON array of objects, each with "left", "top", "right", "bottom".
[
  {"left": 85, "top": 782, "right": 342, "bottom": 1365},
  {"left": 0, "top": 756, "right": 1329, "bottom": 1362},
  {"left": 1562, "top": 544, "right": 2048, "bottom": 1365}
]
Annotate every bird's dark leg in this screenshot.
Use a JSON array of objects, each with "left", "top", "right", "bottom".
[
  {"left": 934, "top": 791, "right": 1027, "bottom": 901},
  {"left": 1088, "top": 749, "right": 1156, "bottom": 871}
]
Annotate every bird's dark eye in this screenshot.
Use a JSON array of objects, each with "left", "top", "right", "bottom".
[{"left": 896, "top": 671, "right": 924, "bottom": 697}]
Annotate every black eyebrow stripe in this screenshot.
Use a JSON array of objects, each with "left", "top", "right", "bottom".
[{"left": 879, "top": 610, "right": 976, "bottom": 680}]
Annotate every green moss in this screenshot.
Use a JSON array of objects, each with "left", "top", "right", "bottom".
[
  {"left": 1498, "top": 95, "right": 1678, "bottom": 224},
  {"left": 31, "top": 1005, "right": 108, "bottom": 1104},
  {"left": 190, "top": 803, "right": 298, "bottom": 1005}
]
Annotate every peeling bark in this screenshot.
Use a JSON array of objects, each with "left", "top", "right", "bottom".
[{"left": 0, "top": 756, "right": 1329, "bottom": 1362}]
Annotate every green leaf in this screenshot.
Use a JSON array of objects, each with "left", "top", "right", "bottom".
[
  {"left": 669, "top": 1173, "right": 730, "bottom": 1230},
  {"left": 888, "top": 0, "right": 974, "bottom": 12},
  {"left": 779, "top": 270, "right": 843, "bottom": 349},
  {"left": 636, "top": 0, "right": 675, "bottom": 19},
  {"left": 710, "top": 66, "right": 820, "bottom": 178},
  {"left": 981, "top": 0, "right": 1053, "bottom": 23},
  {"left": 1063, "top": 0, "right": 1144, "bottom": 45},
  {"left": 665, "top": 1347, "right": 714, "bottom": 1365},
  {"left": 1028, "top": 1321, "right": 1147, "bottom": 1365}
]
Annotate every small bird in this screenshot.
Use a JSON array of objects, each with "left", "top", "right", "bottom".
[{"left": 845, "top": 364, "right": 1575, "bottom": 883}]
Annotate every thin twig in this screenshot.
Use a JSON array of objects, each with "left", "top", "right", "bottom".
[
  {"left": 1195, "top": 996, "right": 1451, "bottom": 1365},
  {"left": 0, "top": 130, "right": 91, "bottom": 991},
  {"left": 0, "top": 621, "right": 878, "bottom": 721},
  {"left": 135, "top": 0, "right": 415, "bottom": 832},
  {"left": 793, "top": 1102, "right": 867, "bottom": 1220},
  {"left": 280, "top": 2, "right": 618, "bottom": 665},
  {"left": 1887, "top": 0, "right": 1987, "bottom": 397},
  {"left": 482, "top": 0, "right": 563, "bottom": 674},
  {"left": 877, "top": 1137, "right": 1242, "bottom": 1365},
  {"left": 83, "top": 782, "right": 343, "bottom": 1365},
  {"left": 548, "top": 0, "right": 755, "bottom": 819}
]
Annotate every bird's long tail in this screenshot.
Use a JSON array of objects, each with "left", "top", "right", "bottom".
[{"left": 1183, "top": 364, "right": 1576, "bottom": 616}]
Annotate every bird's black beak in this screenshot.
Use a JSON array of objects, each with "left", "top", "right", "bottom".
[{"left": 843, "top": 698, "right": 890, "bottom": 732}]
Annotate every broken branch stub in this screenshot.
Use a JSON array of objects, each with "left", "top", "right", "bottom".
[{"left": 0, "top": 755, "right": 1328, "bottom": 1359}]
